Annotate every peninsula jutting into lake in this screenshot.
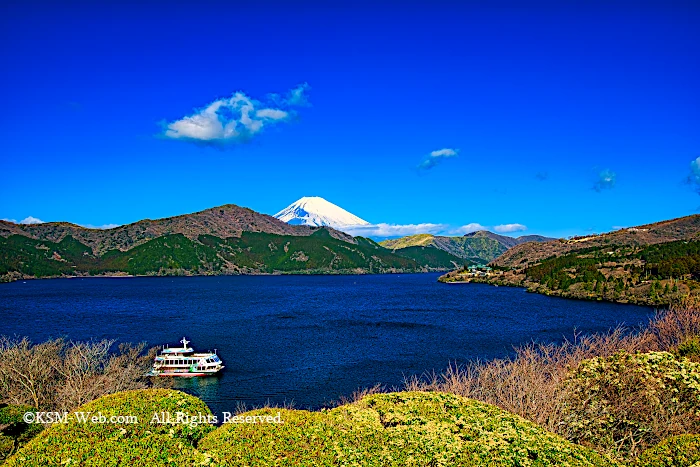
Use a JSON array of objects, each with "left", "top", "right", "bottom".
[{"left": 439, "top": 214, "right": 700, "bottom": 306}]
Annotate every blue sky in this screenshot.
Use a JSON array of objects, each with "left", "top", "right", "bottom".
[{"left": 1, "top": 1, "right": 699, "bottom": 238}]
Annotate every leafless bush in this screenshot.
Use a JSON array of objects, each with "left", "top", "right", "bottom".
[
  {"left": 0, "top": 337, "right": 169, "bottom": 411},
  {"left": 642, "top": 295, "right": 700, "bottom": 351},
  {"left": 405, "top": 327, "right": 646, "bottom": 432},
  {"left": 337, "top": 383, "right": 386, "bottom": 406},
  {"left": 230, "top": 399, "right": 297, "bottom": 416},
  {"left": 404, "top": 298, "right": 700, "bottom": 453},
  {"left": 0, "top": 337, "right": 63, "bottom": 409}
]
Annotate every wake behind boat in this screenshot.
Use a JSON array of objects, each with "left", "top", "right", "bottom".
[{"left": 149, "top": 337, "right": 224, "bottom": 377}]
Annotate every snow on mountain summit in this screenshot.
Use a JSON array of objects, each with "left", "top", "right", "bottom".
[{"left": 274, "top": 197, "right": 369, "bottom": 228}]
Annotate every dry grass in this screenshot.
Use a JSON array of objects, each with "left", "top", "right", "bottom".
[
  {"left": 643, "top": 296, "right": 700, "bottom": 351},
  {"left": 404, "top": 328, "right": 644, "bottom": 433},
  {"left": 404, "top": 296, "right": 700, "bottom": 454},
  {"left": 228, "top": 399, "right": 299, "bottom": 417}
]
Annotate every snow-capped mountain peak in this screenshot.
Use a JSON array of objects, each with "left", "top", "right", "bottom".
[{"left": 274, "top": 196, "right": 369, "bottom": 228}]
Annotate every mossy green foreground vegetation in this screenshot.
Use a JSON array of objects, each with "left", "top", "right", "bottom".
[
  {"left": 5, "top": 365, "right": 699, "bottom": 467},
  {"left": 0, "top": 404, "right": 42, "bottom": 464},
  {"left": 633, "top": 434, "right": 700, "bottom": 467},
  {"left": 4, "top": 390, "right": 213, "bottom": 466},
  {"left": 562, "top": 351, "right": 700, "bottom": 459},
  {"left": 7, "top": 390, "right": 617, "bottom": 467}
]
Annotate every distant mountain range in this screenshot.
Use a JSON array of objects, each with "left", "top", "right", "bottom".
[
  {"left": 1, "top": 204, "right": 353, "bottom": 256},
  {"left": 380, "top": 231, "right": 554, "bottom": 264},
  {"left": 272, "top": 196, "right": 553, "bottom": 264},
  {"left": 0, "top": 204, "right": 467, "bottom": 282},
  {"left": 439, "top": 214, "right": 700, "bottom": 306}
]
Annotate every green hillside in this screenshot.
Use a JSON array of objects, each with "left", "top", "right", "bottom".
[
  {"left": 389, "top": 245, "right": 465, "bottom": 269},
  {"left": 380, "top": 233, "right": 435, "bottom": 249},
  {"left": 519, "top": 239, "right": 700, "bottom": 305},
  {"left": 442, "top": 234, "right": 509, "bottom": 262},
  {"left": 0, "top": 229, "right": 464, "bottom": 281},
  {"left": 440, "top": 221, "right": 700, "bottom": 306},
  {"left": 380, "top": 231, "right": 553, "bottom": 264}
]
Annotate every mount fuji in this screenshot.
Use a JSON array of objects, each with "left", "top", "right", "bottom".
[{"left": 274, "top": 197, "right": 369, "bottom": 228}]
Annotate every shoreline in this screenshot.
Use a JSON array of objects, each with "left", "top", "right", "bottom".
[
  {"left": 442, "top": 279, "right": 661, "bottom": 309},
  {"left": 439, "top": 272, "right": 673, "bottom": 307},
  {"left": 1, "top": 268, "right": 450, "bottom": 284}
]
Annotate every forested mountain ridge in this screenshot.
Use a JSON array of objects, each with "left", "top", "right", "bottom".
[
  {"left": 0, "top": 204, "right": 354, "bottom": 256},
  {"left": 0, "top": 205, "right": 467, "bottom": 282},
  {"left": 493, "top": 215, "right": 700, "bottom": 269}
]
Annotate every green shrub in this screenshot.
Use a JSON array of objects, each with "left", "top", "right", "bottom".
[
  {"left": 561, "top": 351, "right": 700, "bottom": 460},
  {"left": 676, "top": 337, "right": 700, "bottom": 362},
  {"left": 201, "top": 391, "right": 617, "bottom": 466},
  {"left": 5, "top": 389, "right": 215, "bottom": 467},
  {"left": 6, "top": 390, "right": 621, "bottom": 466},
  {"left": 634, "top": 434, "right": 700, "bottom": 467},
  {"left": 0, "top": 404, "right": 43, "bottom": 463}
]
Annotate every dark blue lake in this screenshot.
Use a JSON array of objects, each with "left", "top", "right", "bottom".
[{"left": 0, "top": 273, "right": 654, "bottom": 415}]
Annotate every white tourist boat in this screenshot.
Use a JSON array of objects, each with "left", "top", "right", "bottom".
[{"left": 149, "top": 337, "right": 224, "bottom": 377}]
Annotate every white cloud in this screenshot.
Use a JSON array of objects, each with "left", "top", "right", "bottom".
[
  {"left": 2, "top": 217, "right": 45, "bottom": 224},
  {"left": 1, "top": 218, "right": 119, "bottom": 229},
  {"left": 255, "top": 108, "right": 288, "bottom": 120},
  {"left": 340, "top": 222, "right": 495, "bottom": 238},
  {"left": 449, "top": 223, "right": 487, "bottom": 235},
  {"left": 19, "top": 216, "right": 44, "bottom": 225},
  {"left": 337, "top": 221, "right": 532, "bottom": 238},
  {"left": 692, "top": 157, "right": 700, "bottom": 177},
  {"left": 593, "top": 169, "right": 616, "bottom": 192},
  {"left": 688, "top": 157, "right": 700, "bottom": 193},
  {"left": 430, "top": 148, "right": 458, "bottom": 158},
  {"left": 163, "top": 84, "right": 309, "bottom": 145},
  {"left": 417, "top": 148, "right": 459, "bottom": 170},
  {"left": 494, "top": 223, "right": 527, "bottom": 233},
  {"left": 81, "top": 223, "right": 120, "bottom": 230},
  {"left": 285, "top": 83, "right": 311, "bottom": 106},
  {"left": 341, "top": 223, "right": 447, "bottom": 237}
]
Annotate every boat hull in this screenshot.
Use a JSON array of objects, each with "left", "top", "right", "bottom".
[
  {"left": 154, "top": 372, "right": 213, "bottom": 377},
  {"left": 148, "top": 366, "right": 224, "bottom": 377}
]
